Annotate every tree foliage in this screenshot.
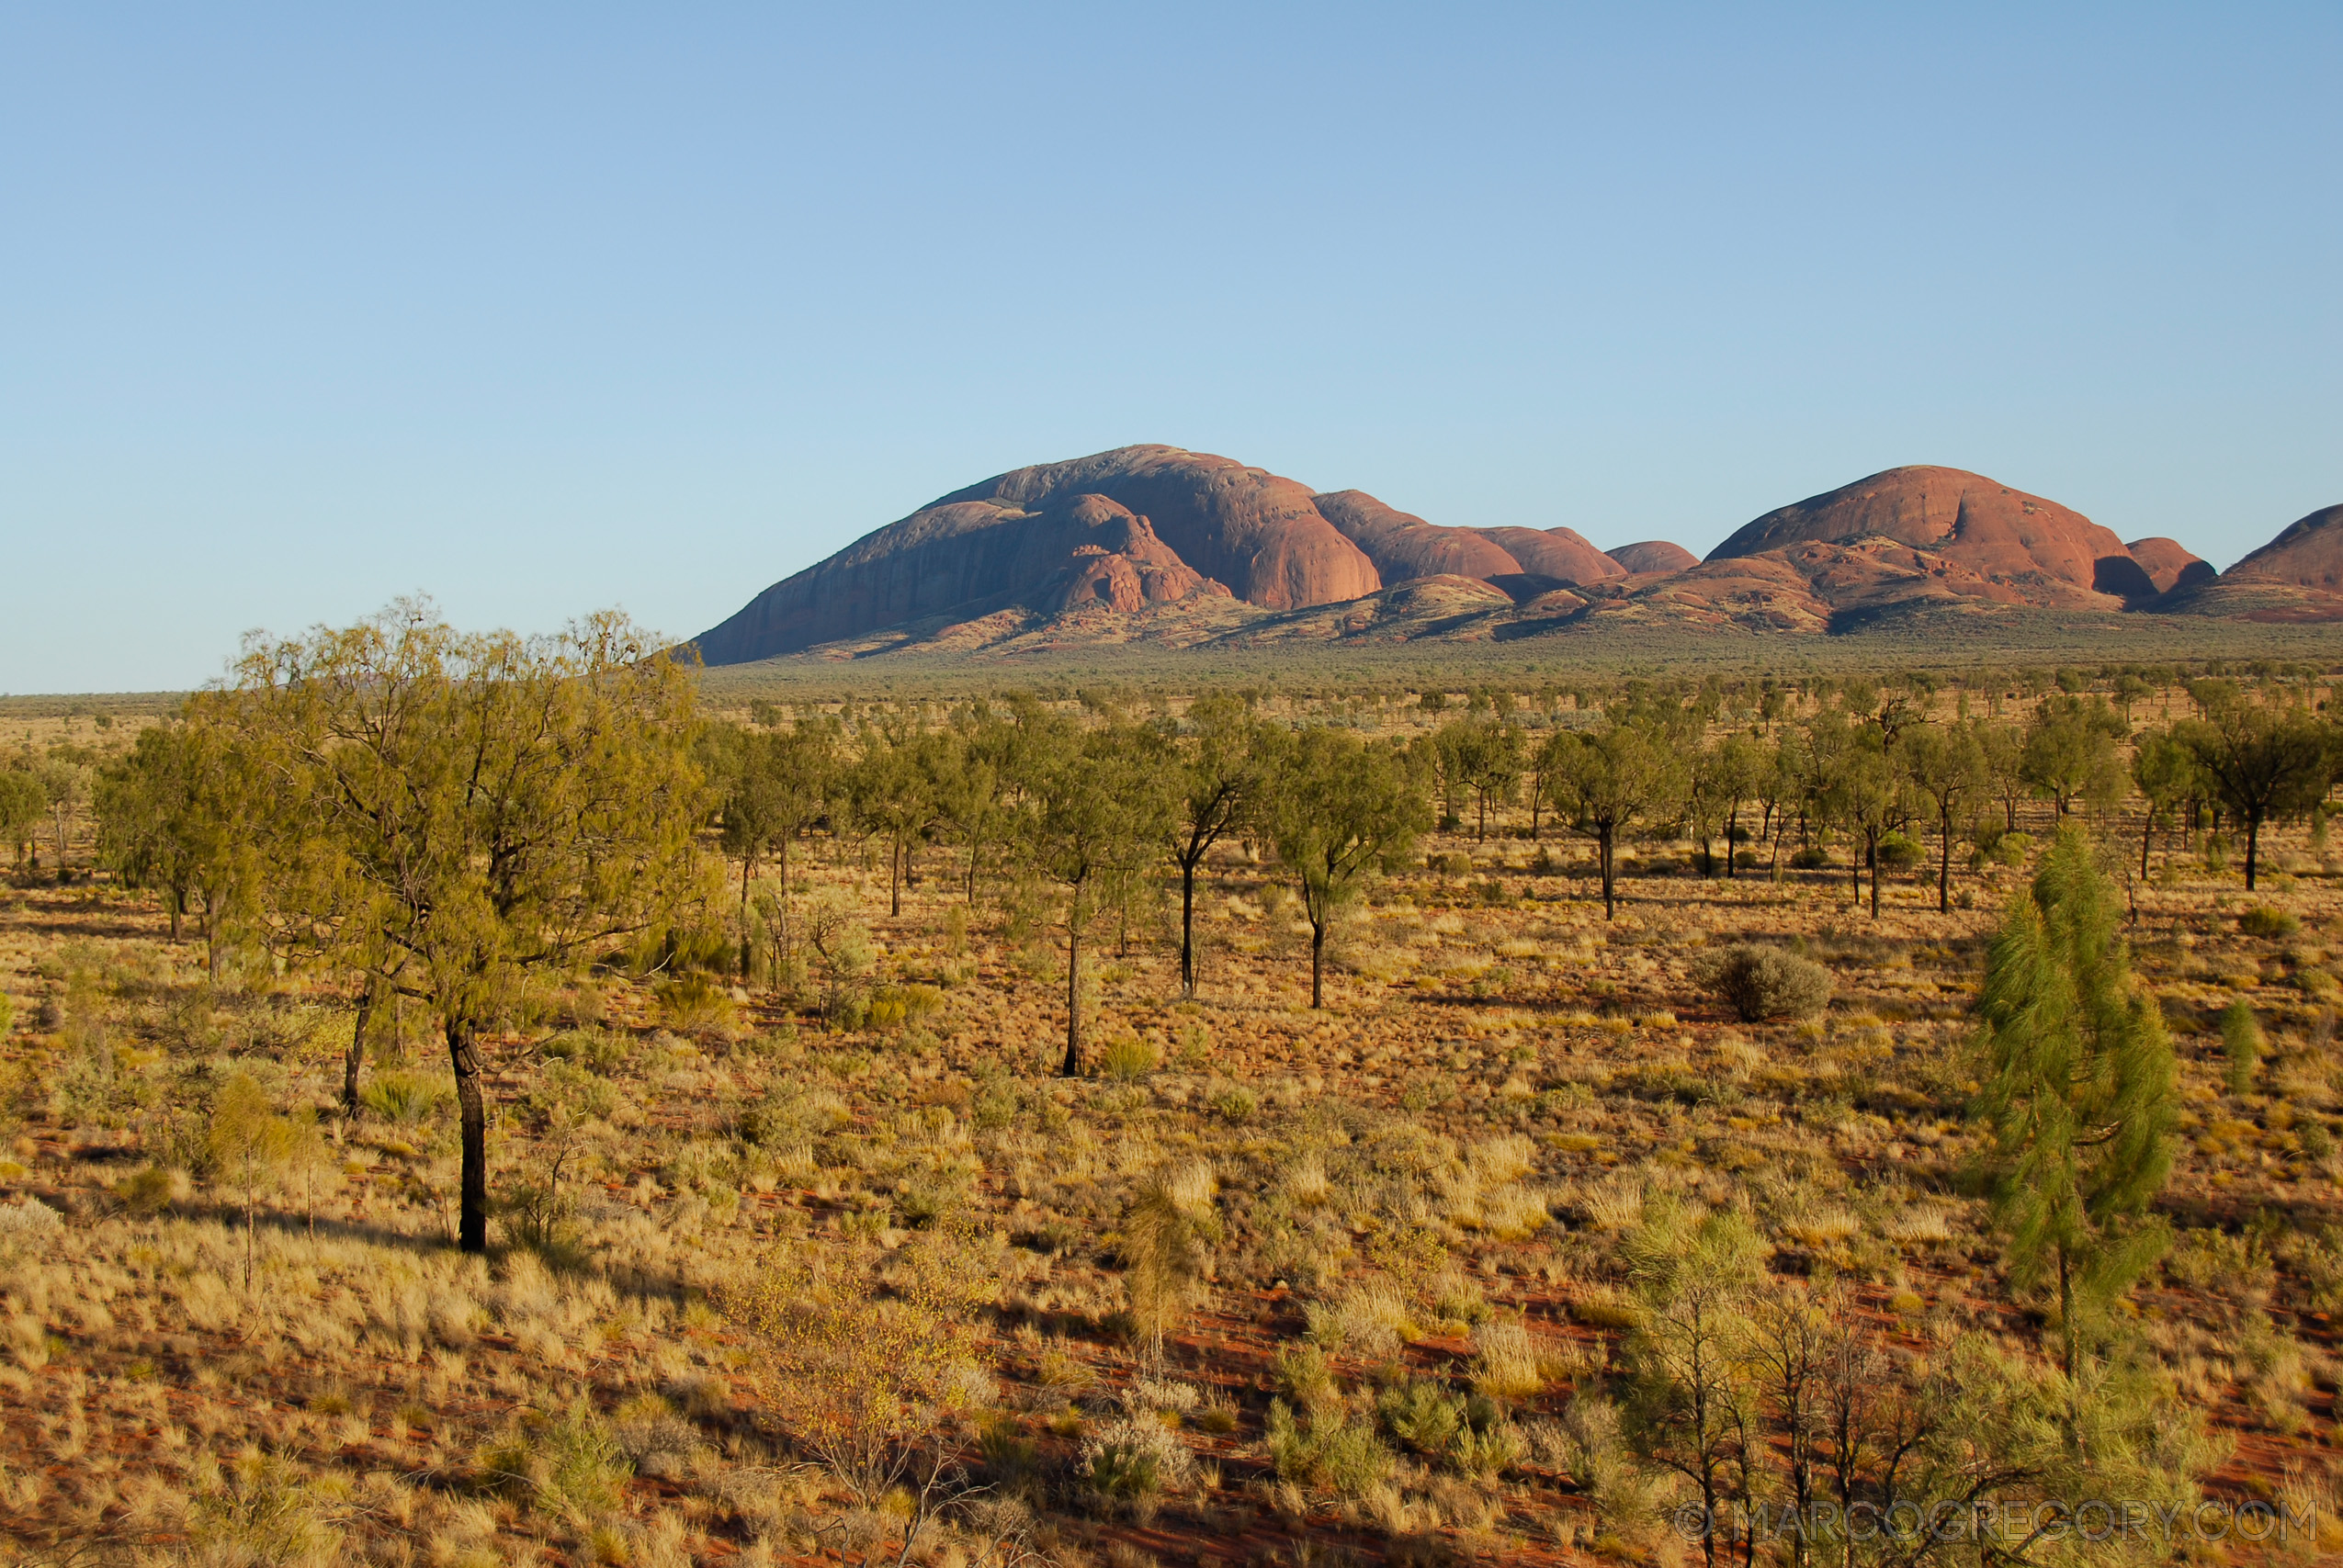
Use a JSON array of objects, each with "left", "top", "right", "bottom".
[
  {"left": 1262, "top": 728, "right": 1428, "bottom": 1007},
  {"left": 1972, "top": 827, "right": 2177, "bottom": 1384}
]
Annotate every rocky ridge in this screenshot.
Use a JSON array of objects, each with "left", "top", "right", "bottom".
[{"left": 692, "top": 448, "right": 2337, "bottom": 662}]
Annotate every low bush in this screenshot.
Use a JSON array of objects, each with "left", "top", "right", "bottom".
[
  {"left": 1376, "top": 1377, "right": 1465, "bottom": 1458},
  {"left": 1100, "top": 1035, "right": 1160, "bottom": 1081},
  {"left": 478, "top": 1396, "right": 633, "bottom": 1524},
  {"left": 653, "top": 973, "right": 736, "bottom": 1033},
  {"left": 1079, "top": 1415, "right": 1193, "bottom": 1520},
  {"left": 1876, "top": 831, "right": 1922, "bottom": 870},
  {"left": 1690, "top": 943, "right": 1832, "bottom": 1022},
  {"left": 864, "top": 982, "right": 945, "bottom": 1031},
  {"left": 2237, "top": 905, "right": 2300, "bottom": 939},
  {"left": 2221, "top": 999, "right": 2264, "bottom": 1096},
  {"left": 360, "top": 1068, "right": 451, "bottom": 1124}
]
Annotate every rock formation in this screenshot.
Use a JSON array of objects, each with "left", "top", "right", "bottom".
[
  {"left": 1706, "top": 466, "right": 2145, "bottom": 608},
  {"left": 694, "top": 446, "right": 1374, "bottom": 664},
  {"left": 2126, "top": 537, "right": 2216, "bottom": 595},
  {"left": 2222, "top": 503, "right": 2343, "bottom": 590},
  {"left": 1312, "top": 491, "right": 1524, "bottom": 584},
  {"left": 1479, "top": 526, "right": 1624, "bottom": 585},
  {"left": 693, "top": 446, "right": 2308, "bottom": 662},
  {"left": 1606, "top": 540, "right": 1699, "bottom": 575}
]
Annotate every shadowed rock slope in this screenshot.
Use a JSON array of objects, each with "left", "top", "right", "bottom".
[{"left": 2156, "top": 503, "right": 2343, "bottom": 621}]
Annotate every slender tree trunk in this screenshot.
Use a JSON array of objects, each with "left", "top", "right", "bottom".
[
  {"left": 889, "top": 834, "right": 903, "bottom": 916},
  {"left": 2141, "top": 806, "right": 2155, "bottom": 881},
  {"left": 1310, "top": 920, "right": 1325, "bottom": 1009},
  {"left": 1476, "top": 792, "right": 1488, "bottom": 841},
  {"left": 739, "top": 851, "right": 756, "bottom": 981},
  {"left": 1179, "top": 851, "right": 1201, "bottom": 998},
  {"left": 1868, "top": 833, "right": 1880, "bottom": 919},
  {"left": 343, "top": 982, "right": 374, "bottom": 1117},
  {"left": 1060, "top": 919, "right": 1083, "bottom": 1077},
  {"left": 1939, "top": 805, "right": 1953, "bottom": 913},
  {"left": 447, "top": 1015, "right": 489, "bottom": 1253},
  {"left": 167, "top": 887, "right": 183, "bottom": 942},
  {"left": 774, "top": 832, "right": 790, "bottom": 977},
  {"left": 2245, "top": 811, "right": 2261, "bottom": 891},
  {"left": 1726, "top": 803, "right": 1738, "bottom": 880},
  {"left": 1599, "top": 826, "right": 1616, "bottom": 919}
]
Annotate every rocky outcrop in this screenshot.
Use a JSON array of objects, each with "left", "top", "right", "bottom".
[
  {"left": 1308, "top": 491, "right": 1629, "bottom": 592},
  {"left": 1035, "top": 499, "right": 1229, "bottom": 614},
  {"left": 945, "top": 447, "right": 1379, "bottom": 611},
  {"left": 2155, "top": 503, "right": 2343, "bottom": 621},
  {"left": 1312, "top": 491, "right": 1525, "bottom": 584},
  {"left": 2126, "top": 537, "right": 2216, "bottom": 594},
  {"left": 694, "top": 446, "right": 2300, "bottom": 663},
  {"left": 694, "top": 446, "right": 1375, "bottom": 664},
  {"left": 1479, "top": 526, "right": 1624, "bottom": 585},
  {"left": 1606, "top": 541, "right": 1699, "bottom": 576},
  {"left": 1707, "top": 466, "right": 2137, "bottom": 608},
  {"left": 2223, "top": 503, "right": 2343, "bottom": 589}
]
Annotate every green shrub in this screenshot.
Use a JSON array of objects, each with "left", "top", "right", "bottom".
[
  {"left": 1267, "top": 1400, "right": 1392, "bottom": 1495},
  {"left": 1452, "top": 1416, "right": 1526, "bottom": 1478},
  {"left": 1875, "top": 831, "right": 1922, "bottom": 871},
  {"left": 2237, "top": 905, "right": 2300, "bottom": 939},
  {"left": 1273, "top": 1342, "right": 1341, "bottom": 1420},
  {"left": 188, "top": 1452, "right": 335, "bottom": 1566},
  {"left": 2297, "top": 1119, "right": 2334, "bottom": 1162},
  {"left": 1789, "top": 845, "right": 1828, "bottom": 871},
  {"left": 1078, "top": 1415, "right": 1193, "bottom": 1521},
  {"left": 1988, "top": 831, "right": 2033, "bottom": 868},
  {"left": 2221, "top": 1000, "right": 2264, "bottom": 1096},
  {"left": 1690, "top": 943, "right": 1831, "bottom": 1022},
  {"left": 1208, "top": 1084, "right": 1259, "bottom": 1122},
  {"left": 112, "top": 1165, "right": 186, "bottom": 1216},
  {"left": 1100, "top": 1035, "right": 1160, "bottom": 1082},
  {"left": 864, "top": 982, "right": 945, "bottom": 1032},
  {"left": 478, "top": 1396, "right": 632, "bottom": 1523},
  {"left": 540, "top": 1029, "right": 630, "bottom": 1072},
  {"left": 653, "top": 972, "right": 735, "bottom": 1032},
  {"left": 1376, "top": 1377, "right": 1464, "bottom": 1458},
  {"left": 1314, "top": 1416, "right": 1395, "bottom": 1494},
  {"left": 360, "top": 1069, "right": 451, "bottom": 1124}
]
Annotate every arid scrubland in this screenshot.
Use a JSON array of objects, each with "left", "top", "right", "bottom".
[{"left": 4, "top": 651, "right": 2343, "bottom": 1567}]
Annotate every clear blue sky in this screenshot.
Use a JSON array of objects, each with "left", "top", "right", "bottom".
[{"left": 5, "top": 4, "right": 2337, "bottom": 692}]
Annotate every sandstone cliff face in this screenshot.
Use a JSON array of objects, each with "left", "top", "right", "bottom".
[
  {"left": 694, "top": 446, "right": 1375, "bottom": 664},
  {"left": 1707, "top": 466, "right": 2140, "bottom": 607},
  {"left": 2126, "top": 537, "right": 2216, "bottom": 594},
  {"left": 1606, "top": 540, "right": 1698, "bottom": 575}
]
